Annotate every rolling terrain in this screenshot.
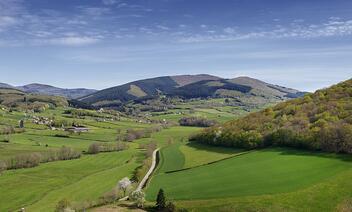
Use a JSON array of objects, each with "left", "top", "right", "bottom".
[
  {"left": 18, "top": 83, "right": 97, "bottom": 99},
  {"left": 142, "top": 77, "right": 352, "bottom": 211},
  {"left": 0, "top": 77, "right": 351, "bottom": 212},
  {"left": 78, "top": 75, "right": 305, "bottom": 108}
]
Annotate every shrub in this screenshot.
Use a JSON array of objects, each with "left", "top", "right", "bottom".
[
  {"left": 0, "top": 160, "right": 7, "bottom": 174},
  {"left": 55, "top": 199, "right": 72, "bottom": 212},
  {"left": 88, "top": 143, "right": 100, "bottom": 154},
  {"left": 100, "top": 188, "right": 119, "bottom": 204},
  {"left": 130, "top": 190, "right": 145, "bottom": 208},
  {"left": 179, "top": 117, "right": 218, "bottom": 127},
  {"left": 165, "top": 201, "right": 176, "bottom": 212}
]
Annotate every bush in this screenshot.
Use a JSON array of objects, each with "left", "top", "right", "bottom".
[
  {"left": 100, "top": 188, "right": 119, "bottom": 204},
  {"left": 88, "top": 143, "right": 100, "bottom": 154},
  {"left": 130, "top": 190, "right": 145, "bottom": 208},
  {"left": 55, "top": 199, "right": 72, "bottom": 212},
  {"left": 165, "top": 201, "right": 176, "bottom": 212},
  {"left": 87, "top": 142, "right": 128, "bottom": 154},
  {"left": 0, "top": 160, "right": 7, "bottom": 174},
  {"left": 5, "top": 146, "right": 81, "bottom": 170},
  {"left": 179, "top": 117, "right": 218, "bottom": 127}
]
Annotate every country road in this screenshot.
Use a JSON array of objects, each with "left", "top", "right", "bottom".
[{"left": 136, "top": 148, "right": 160, "bottom": 191}]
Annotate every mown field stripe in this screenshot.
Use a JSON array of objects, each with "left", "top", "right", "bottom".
[{"left": 164, "top": 150, "right": 253, "bottom": 174}]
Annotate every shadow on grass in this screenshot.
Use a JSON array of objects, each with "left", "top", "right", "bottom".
[
  {"left": 258, "top": 147, "right": 352, "bottom": 162},
  {"left": 185, "top": 142, "right": 243, "bottom": 155}
]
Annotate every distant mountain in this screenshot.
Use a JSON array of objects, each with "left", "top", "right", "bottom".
[
  {"left": 79, "top": 74, "right": 305, "bottom": 107},
  {"left": 0, "top": 87, "right": 68, "bottom": 110},
  {"left": 17, "top": 83, "right": 97, "bottom": 99},
  {"left": 79, "top": 74, "right": 221, "bottom": 105},
  {"left": 0, "top": 83, "right": 15, "bottom": 89}
]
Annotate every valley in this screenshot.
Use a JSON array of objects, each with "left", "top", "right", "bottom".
[{"left": 0, "top": 76, "right": 351, "bottom": 212}]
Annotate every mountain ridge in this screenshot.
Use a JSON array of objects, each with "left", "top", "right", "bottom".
[
  {"left": 17, "top": 83, "right": 97, "bottom": 99},
  {"left": 79, "top": 74, "right": 306, "bottom": 107}
]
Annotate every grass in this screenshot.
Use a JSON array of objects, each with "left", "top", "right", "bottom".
[
  {"left": 180, "top": 143, "right": 241, "bottom": 168},
  {"left": 176, "top": 168, "right": 352, "bottom": 212},
  {"left": 0, "top": 150, "right": 138, "bottom": 211},
  {"left": 0, "top": 106, "right": 202, "bottom": 211},
  {"left": 146, "top": 148, "right": 352, "bottom": 202},
  {"left": 156, "top": 143, "right": 185, "bottom": 173}
]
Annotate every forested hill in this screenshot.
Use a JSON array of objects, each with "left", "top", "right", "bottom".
[{"left": 191, "top": 78, "right": 352, "bottom": 153}]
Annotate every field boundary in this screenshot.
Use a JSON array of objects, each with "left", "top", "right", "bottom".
[{"left": 164, "top": 150, "right": 253, "bottom": 174}]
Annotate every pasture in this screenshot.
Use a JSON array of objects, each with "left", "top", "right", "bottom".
[{"left": 146, "top": 147, "right": 352, "bottom": 211}]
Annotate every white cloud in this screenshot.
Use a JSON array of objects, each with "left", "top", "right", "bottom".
[
  {"left": 80, "top": 7, "right": 110, "bottom": 16},
  {"left": 223, "top": 27, "right": 236, "bottom": 34},
  {"left": 0, "top": 16, "right": 18, "bottom": 27},
  {"left": 156, "top": 25, "right": 169, "bottom": 30},
  {"left": 179, "top": 18, "right": 352, "bottom": 43},
  {"left": 102, "top": 0, "right": 118, "bottom": 5},
  {"left": 43, "top": 36, "right": 100, "bottom": 46}
]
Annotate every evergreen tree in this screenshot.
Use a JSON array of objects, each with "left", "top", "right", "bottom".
[{"left": 156, "top": 188, "right": 166, "bottom": 210}]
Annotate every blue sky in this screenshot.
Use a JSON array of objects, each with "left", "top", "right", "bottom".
[{"left": 0, "top": 0, "right": 351, "bottom": 91}]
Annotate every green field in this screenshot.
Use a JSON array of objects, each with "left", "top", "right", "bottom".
[
  {"left": 0, "top": 105, "right": 203, "bottom": 211},
  {"left": 2, "top": 98, "right": 352, "bottom": 212},
  {"left": 146, "top": 147, "right": 352, "bottom": 211}
]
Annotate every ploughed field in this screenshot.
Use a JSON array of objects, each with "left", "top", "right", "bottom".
[{"left": 146, "top": 144, "right": 352, "bottom": 211}]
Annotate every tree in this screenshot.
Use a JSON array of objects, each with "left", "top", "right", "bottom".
[
  {"left": 88, "top": 143, "right": 100, "bottom": 154},
  {"left": 55, "top": 199, "right": 71, "bottom": 212},
  {"left": 130, "top": 190, "right": 145, "bottom": 208},
  {"left": 156, "top": 189, "right": 166, "bottom": 210},
  {"left": 165, "top": 201, "right": 176, "bottom": 212},
  {"left": 118, "top": 177, "right": 132, "bottom": 196},
  {"left": 19, "top": 120, "right": 24, "bottom": 128},
  {"left": 0, "top": 161, "right": 6, "bottom": 174}
]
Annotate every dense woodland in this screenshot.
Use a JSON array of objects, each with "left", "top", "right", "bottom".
[{"left": 191, "top": 79, "right": 352, "bottom": 153}]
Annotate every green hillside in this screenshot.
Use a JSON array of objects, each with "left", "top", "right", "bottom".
[
  {"left": 191, "top": 78, "right": 352, "bottom": 153},
  {"left": 0, "top": 88, "right": 68, "bottom": 111},
  {"left": 79, "top": 75, "right": 305, "bottom": 108},
  {"left": 79, "top": 74, "right": 219, "bottom": 106}
]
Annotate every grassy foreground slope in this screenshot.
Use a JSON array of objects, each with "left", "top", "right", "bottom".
[
  {"left": 146, "top": 148, "right": 352, "bottom": 202},
  {"left": 0, "top": 151, "right": 138, "bottom": 211}
]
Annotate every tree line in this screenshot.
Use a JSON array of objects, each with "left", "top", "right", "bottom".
[{"left": 190, "top": 79, "right": 352, "bottom": 153}]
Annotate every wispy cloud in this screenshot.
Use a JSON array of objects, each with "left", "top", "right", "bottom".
[
  {"left": 102, "top": 0, "right": 118, "bottom": 5},
  {"left": 179, "top": 18, "right": 352, "bottom": 43},
  {"left": 0, "top": 16, "right": 18, "bottom": 28},
  {"left": 42, "top": 36, "right": 101, "bottom": 46}
]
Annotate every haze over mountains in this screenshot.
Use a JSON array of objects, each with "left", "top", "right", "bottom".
[{"left": 0, "top": 83, "right": 97, "bottom": 99}]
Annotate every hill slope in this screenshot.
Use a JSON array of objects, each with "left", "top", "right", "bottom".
[
  {"left": 79, "top": 74, "right": 221, "bottom": 105},
  {"left": 0, "top": 87, "right": 68, "bottom": 110},
  {"left": 171, "top": 76, "right": 305, "bottom": 99},
  {"left": 0, "top": 83, "right": 15, "bottom": 89},
  {"left": 18, "top": 83, "right": 97, "bottom": 99},
  {"left": 80, "top": 75, "right": 304, "bottom": 107},
  {"left": 191, "top": 78, "right": 352, "bottom": 153}
]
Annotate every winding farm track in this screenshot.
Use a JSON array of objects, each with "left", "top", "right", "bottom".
[
  {"left": 118, "top": 148, "right": 159, "bottom": 201},
  {"left": 136, "top": 148, "right": 160, "bottom": 191}
]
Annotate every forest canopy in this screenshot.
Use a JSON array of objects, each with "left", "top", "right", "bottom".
[{"left": 190, "top": 79, "right": 352, "bottom": 153}]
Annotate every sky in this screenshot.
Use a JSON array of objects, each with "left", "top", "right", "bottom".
[{"left": 0, "top": 0, "right": 351, "bottom": 91}]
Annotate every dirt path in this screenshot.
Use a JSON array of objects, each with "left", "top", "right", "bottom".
[{"left": 136, "top": 148, "right": 159, "bottom": 191}]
